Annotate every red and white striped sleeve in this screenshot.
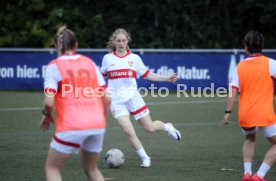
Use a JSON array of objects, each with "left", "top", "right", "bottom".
[
  {"left": 135, "top": 55, "right": 150, "bottom": 78},
  {"left": 44, "top": 63, "right": 61, "bottom": 94}
]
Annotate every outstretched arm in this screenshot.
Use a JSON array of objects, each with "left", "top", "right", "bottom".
[
  {"left": 220, "top": 87, "right": 238, "bottom": 126},
  {"left": 144, "top": 72, "right": 178, "bottom": 83}
]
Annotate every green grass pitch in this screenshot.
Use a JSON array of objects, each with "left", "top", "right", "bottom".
[{"left": 0, "top": 91, "right": 275, "bottom": 181}]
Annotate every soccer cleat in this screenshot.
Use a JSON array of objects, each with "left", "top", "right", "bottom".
[
  {"left": 242, "top": 173, "right": 251, "bottom": 181},
  {"left": 140, "top": 158, "right": 151, "bottom": 168},
  {"left": 166, "top": 123, "right": 182, "bottom": 141},
  {"left": 252, "top": 174, "right": 266, "bottom": 181}
]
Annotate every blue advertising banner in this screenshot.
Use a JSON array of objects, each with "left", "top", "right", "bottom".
[{"left": 0, "top": 49, "right": 275, "bottom": 90}]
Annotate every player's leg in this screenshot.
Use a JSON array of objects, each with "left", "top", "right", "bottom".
[
  {"left": 137, "top": 115, "right": 181, "bottom": 141},
  {"left": 137, "top": 114, "right": 164, "bottom": 132},
  {"left": 80, "top": 133, "right": 105, "bottom": 181},
  {"left": 111, "top": 103, "right": 143, "bottom": 149},
  {"left": 111, "top": 102, "right": 150, "bottom": 157},
  {"left": 111, "top": 102, "right": 151, "bottom": 167},
  {"left": 241, "top": 127, "right": 257, "bottom": 181},
  {"left": 243, "top": 134, "right": 256, "bottom": 176},
  {"left": 45, "top": 132, "right": 83, "bottom": 181},
  {"left": 263, "top": 135, "right": 276, "bottom": 165},
  {"left": 45, "top": 147, "right": 71, "bottom": 181},
  {"left": 117, "top": 115, "right": 143, "bottom": 150},
  {"left": 253, "top": 124, "right": 276, "bottom": 180},
  {"left": 80, "top": 150, "right": 104, "bottom": 181},
  {"left": 128, "top": 94, "right": 181, "bottom": 140},
  {"left": 117, "top": 115, "right": 151, "bottom": 167}
]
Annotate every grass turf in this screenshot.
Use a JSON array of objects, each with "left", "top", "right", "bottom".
[{"left": 0, "top": 91, "right": 275, "bottom": 181}]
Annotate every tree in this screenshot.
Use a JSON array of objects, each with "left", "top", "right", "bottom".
[{"left": 1, "top": 0, "right": 276, "bottom": 48}]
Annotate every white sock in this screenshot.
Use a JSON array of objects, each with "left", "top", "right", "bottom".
[
  {"left": 136, "top": 147, "right": 150, "bottom": 160},
  {"left": 244, "top": 162, "right": 252, "bottom": 175},
  {"left": 257, "top": 162, "right": 271, "bottom": 178},
  {"left": 163, "top": 123, "right": 170, "bottom": 132}
]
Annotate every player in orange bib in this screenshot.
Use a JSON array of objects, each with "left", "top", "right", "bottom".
[
  {"left": 40, "top": 26, "right": 110, "bottom": 181},
  {"left": 221, "top": 31, "right": 276, "bottom": 181}
]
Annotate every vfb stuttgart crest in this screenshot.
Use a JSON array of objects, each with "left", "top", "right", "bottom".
[{"left": 128, "top": 61, "right": 133, "bottom": 67}]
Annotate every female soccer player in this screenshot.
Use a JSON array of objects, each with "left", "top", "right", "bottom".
[
  {"left": 40, "top": 26, "right": 109, "bottom": 181},
  {"left": 221, "top": 31, "right": 276, "bottom": 181},
  {"left": 101, "top": 28, "right": 182, "bottom": 168}
]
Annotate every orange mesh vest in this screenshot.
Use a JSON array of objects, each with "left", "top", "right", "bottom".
[
  {"left": 52, "top": 55, "right": 106, "bottom": 133},
  {"left": 237, "top": 55, "right": 276, "bottom": 127}
]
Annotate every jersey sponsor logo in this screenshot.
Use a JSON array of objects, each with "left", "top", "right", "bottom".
[
  {"left": 108, "top": 69, "right": 136, "bottom": 79},
  {"left": 128, "top": 70, "right": 133, "bottom": 77},
  {"left": 110, "top": 64, "right": 116, "bottom": 67}
]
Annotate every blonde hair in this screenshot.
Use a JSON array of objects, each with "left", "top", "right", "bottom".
[
  {"left": 106, "top": 28, "right": 131, "bottom": 52},
  {"left": 55, "top": 26, "right": 77, "bottom": 56}
]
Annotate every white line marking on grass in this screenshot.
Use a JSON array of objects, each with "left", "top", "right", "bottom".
[
  {"left": 147, "top": 99, "right": 227, "bottom": 106},
  {"left": 0, "top": 121, "right": 236, "bottom": 136},
  {"left": 0, "top": 99, "right": 227, "bottom": 112},
  {"left": 0, "top": 107, "right": 42, "bottom": 112}
]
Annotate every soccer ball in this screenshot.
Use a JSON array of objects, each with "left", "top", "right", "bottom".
[{"left": 104, "top": 148, "right": 125, "bottom": 168}]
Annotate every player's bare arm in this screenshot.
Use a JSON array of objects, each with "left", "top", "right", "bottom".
[
  {"left": 145, "top": 72, "right": 178, "bottom": 83},
  {"left": 220, "top": 87, "right": 238, "bottom": 126},
  {"left": 40, "top": 96, "right": 54, "bottom": 131}
]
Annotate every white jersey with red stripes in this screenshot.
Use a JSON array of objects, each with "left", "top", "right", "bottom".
[{"left": 100, "top": 51, "right": 149, "bottom": 103}]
